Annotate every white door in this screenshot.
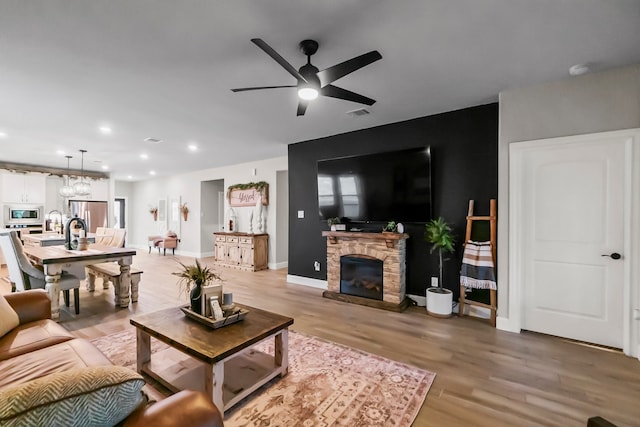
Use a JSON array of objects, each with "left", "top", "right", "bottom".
[{"left": 515, "top": 134, "right": 627, "bottom": 348}]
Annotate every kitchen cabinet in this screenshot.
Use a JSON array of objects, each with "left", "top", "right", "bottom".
[
  {"left": 1, "top": 172, "right": 46, "bottom": 204},
  {"left": 213, "top": 232, "right": 268, "bottom": 272}
]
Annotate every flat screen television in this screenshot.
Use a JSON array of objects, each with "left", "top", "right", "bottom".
[{"left": 317, "top": 146, "right": 431, "bottom": 224}]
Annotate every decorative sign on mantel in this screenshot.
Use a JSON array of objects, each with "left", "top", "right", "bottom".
[{"left": 227, "top": 182, "right": 269, "bottom": 207}]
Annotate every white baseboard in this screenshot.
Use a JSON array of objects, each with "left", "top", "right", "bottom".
[
  {"left": 269, "top": 261, "right": 288, "bottom": 270},
  {"left": 286, "top": 275, "right": 328, "bottom": 290},
  {"left": 496, "top": 316, "right": 520, "bottom": 333},
  {"left": 407, "top": 294, "right": 426, "bottom": 307}
]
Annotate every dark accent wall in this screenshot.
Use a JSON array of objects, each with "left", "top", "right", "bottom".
[{"left": 288, "top": 103, "right": 498, "bottom": 298}]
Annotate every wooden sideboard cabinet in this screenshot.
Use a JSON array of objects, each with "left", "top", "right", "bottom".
[{"left": 213, "top": 232, "right": 268, "bottom": 272}]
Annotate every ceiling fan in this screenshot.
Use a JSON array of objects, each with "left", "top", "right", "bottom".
[{"left": 231, "top": 38, "right": 382, "bottom": 116}]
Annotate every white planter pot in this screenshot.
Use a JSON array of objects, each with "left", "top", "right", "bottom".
[{"left": 426, "top": 287, "right": 453, "bottom": 318}]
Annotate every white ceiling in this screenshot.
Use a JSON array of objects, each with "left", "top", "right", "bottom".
[{"left": 1, "top": 0, "right": 639, "bottom": 181}]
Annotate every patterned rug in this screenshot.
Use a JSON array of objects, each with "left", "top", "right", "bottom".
[{"left": 90, "top": 329, "right": 435, "bottom": 426}]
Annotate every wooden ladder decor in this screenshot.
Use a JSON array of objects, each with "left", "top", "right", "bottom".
[{"left": 458, "top": 199, "right": 497, "bottom": 326}]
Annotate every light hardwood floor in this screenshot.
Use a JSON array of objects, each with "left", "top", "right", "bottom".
[{"left": 2, "top": 251, "right": 639, "bottom": 427}]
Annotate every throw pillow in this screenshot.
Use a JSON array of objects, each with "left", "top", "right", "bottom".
[
  {"left": 0, "top": 296, "right": 19, "bottom": 338},
  {"left": 0, "top": 366, "right": 146, "bottom": 427}
]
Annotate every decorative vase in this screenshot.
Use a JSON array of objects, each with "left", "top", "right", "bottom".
[
  {"left": 190, "top": 284, "right": 202, "bottom": 314},
  {"left": 426, "top": 287, "right": 453, "bottom": 318}
]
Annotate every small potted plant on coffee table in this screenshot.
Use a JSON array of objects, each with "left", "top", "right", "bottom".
[
  {"left": 424, "top": 217, "right": 456, "bottom": 318},
  {"left": 173, "top": 259, "right": 222, "bottom": 315}
]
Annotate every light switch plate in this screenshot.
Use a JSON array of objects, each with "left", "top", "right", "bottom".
[
  {"left": 297, "top": 210, "right": 304, "bottom": 219},
  {"left": 431, "top": 277, "right": 438, "bottom": 287}
]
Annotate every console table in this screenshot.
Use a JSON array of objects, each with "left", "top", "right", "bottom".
[{"left": 213, "top": 232, "right": 268, "bottom": 271}]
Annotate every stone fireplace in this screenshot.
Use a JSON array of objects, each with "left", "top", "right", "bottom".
[{"left": 322, "top": 231, "right": 410, "bottom": 311}]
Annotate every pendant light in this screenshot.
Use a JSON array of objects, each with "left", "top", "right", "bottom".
[
  {"left": 72, "top": 149, "right": 91, "bottom": 196},
  {"left": 59, "top": 155, "right": 75, "bottom": 197}
]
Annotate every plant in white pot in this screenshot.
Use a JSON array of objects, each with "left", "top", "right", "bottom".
[{"left": 424, "top": 217, "right": 455, "bottom": 317}]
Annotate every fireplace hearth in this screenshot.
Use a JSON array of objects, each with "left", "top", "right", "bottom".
[{"left": 340, "top": 256, "right": 383, "bottom": 300}]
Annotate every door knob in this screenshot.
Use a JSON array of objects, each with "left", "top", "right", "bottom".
[{"left": 601, "top": 253, "right": 622, "bottom": 260}]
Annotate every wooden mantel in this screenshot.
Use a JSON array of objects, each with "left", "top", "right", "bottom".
[{"left": 322, "top": 231, "right": 409, "bottom": 248}]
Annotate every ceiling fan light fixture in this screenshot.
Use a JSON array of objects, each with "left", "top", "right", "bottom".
[{"left": 298, "top": 87, "right": 318, "bottom": 101}]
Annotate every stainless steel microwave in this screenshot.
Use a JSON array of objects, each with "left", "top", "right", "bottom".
[{"left": 4, "top": 205, "right": 43, "bottom": 225}]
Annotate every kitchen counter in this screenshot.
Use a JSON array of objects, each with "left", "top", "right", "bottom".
[{"left": 22, "top": 233, "right": 96, "bottom": 247}]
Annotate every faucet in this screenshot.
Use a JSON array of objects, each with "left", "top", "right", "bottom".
[
  {"left": 65, "top": 216, "right": 87, "bottom": 250},
  {"left": 47, "top": 210, "right": 63, "bottom": 233}
]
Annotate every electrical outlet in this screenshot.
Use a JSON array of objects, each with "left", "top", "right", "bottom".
[
  {"left": 431, "top": 277, "right": 438, "bottom": 287},
  {"left": 297, "top": 210, "right": 304, "bottom": 219},
  {"left": 314, "top": 261, "right": 321, "bottom": 271}
]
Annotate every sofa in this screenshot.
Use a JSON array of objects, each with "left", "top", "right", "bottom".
[{"left": 0, "top": 290, "right": 223, "bottom": 427}]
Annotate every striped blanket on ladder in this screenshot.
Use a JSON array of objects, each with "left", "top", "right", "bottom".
[{"left": 460, "top": 240, "right": 496, "bottom": 290}]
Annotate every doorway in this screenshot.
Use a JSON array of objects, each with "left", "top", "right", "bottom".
[
  {"left": 114, "top": 198, "right": 125, "bottom": 228},
  {"left": 509, "top": 129, "right": 639, "bottom": 354}
]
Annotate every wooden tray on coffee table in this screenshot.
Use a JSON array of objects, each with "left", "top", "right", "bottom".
[{"left": 180, "top": 305, "right": 248, "bottom": 329}]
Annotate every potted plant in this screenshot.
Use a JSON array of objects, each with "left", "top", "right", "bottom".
[
  {"left": 382, "top": 221, "right": 398, "bottom": 233},
  {"left": 424, "top": 217, "right": 456, "bottom": 317},
  {"left": 172, "top": 259, "right": 222, "bottom": 315},
  {"left": 327, "top": 217, "right": 341, "bottom": 231}
]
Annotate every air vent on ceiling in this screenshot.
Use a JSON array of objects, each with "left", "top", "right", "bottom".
[
  {"left": 346, "top": 108, "right": 371, "bottom": 117},
  {"left": 144, "top": 137, "right": 162, "bottom": 144}
]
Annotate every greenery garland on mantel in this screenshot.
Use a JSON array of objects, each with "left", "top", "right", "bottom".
[{"left": 226, "top": 181, "right": 269, "bottom": 201}]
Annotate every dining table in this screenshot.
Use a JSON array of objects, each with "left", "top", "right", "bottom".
[{"left": 23, "top": 244, "right": 138, "bottom": 320}]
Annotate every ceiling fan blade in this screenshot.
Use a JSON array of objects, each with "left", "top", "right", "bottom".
[
  {"left": 317, "top": 51, "right": 382, "bottom": 87},
  {"left": 321, "top": 84, "right": 376, "bottom": 106},
  {"left": 297, "top": 100, "right": 308, "bottom": 116},
  {"left": 251, "top": 38, "right": 307, "bottom": 84},
  {"left": 231, "top": 85, "right": 297, "bottom": 93}
]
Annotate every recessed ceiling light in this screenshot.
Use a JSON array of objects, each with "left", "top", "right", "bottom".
[
  {"left": 101, "top": 165, "right": 109, "bottom": 170},
  {"left": 0, "top": 131, "right": 7, "bottom": 138},
  {"left": 127, "top": 175, "right": 133, "bottom": 179},
  {"left": 99, "top": 126, "right": 112, "bottom": 135},
  {"left": 188, "top": 144, "right": 198, "bottom": 152},
  {"left": 149, "top": 170, "right": 156, "bottom": 175},
  {"left": 140, "top": 153, "right": 149, "bottom": 160},
  {"left": 569, "top": 63, "right": 590, "bottom": 76},
  {"left": 56, "top": 150, "right": 65, "bottom": 156}
]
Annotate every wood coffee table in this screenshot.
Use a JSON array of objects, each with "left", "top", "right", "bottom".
[{"left": 130, "top": 304, "right": 293, "bottom": 415}]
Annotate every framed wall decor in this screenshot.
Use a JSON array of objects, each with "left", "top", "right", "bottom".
[
  {"left": 227, "top": 182, "right": 269, "bottom": 207},
  {"left": 201, "top": 284, "right": 223, "bottom": 318}
]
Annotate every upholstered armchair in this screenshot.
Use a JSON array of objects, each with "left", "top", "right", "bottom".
[
  {"left": 147, "top": 231, "right": 179, "bottom": 256},
  {"left": 0, "top": 231, "right": 82, "bottom": 314}
]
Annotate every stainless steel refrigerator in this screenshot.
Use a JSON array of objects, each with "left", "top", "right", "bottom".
[{"left": 68, "top": 200, "right": 108, "bottom": 233}]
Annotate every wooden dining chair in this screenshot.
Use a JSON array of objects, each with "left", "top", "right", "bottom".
[{"left": 0, "top": 230, "right": 82, "bottom": 314}]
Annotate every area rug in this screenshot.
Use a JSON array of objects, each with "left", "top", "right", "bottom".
[{"left": 90, "top": 329, "right": 435, "bottom": 426}]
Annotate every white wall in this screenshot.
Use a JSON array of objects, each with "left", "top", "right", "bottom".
[
  {"left": 498, "top": 64, "right": 640, "bottom": 329},
  {"left": 275, "top": 170, "right": 289, "bottom": 268},
  {"left": 123, "top": 156, "right": 288, "bottom": 263}
]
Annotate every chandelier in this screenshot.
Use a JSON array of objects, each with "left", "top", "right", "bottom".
[
  {"left": 72, "top": 149, "right": 91, "bottom": 196},
  {"left": 59, "top": 155, "right": 75, "bottom": 197}
]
